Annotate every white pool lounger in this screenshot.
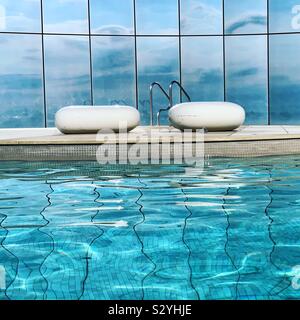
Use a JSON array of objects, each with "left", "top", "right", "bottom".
[
  {"left": 55, "top": 105, "right": 140, "bottom": 134},
  {"left": 169, "top": 102, "right": 245, "bottom": 131}
]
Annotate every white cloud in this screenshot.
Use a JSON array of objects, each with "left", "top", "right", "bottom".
[{"left": 181, "top": 0, "right": 222, "bottom": 34}]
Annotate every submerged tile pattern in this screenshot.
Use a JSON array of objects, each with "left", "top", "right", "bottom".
[{"left": 0, "top": 158, "right": 300, "bottom": 300}]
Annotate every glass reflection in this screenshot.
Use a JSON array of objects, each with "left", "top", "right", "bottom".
[
  {"left": 181, "top": 36, "right": 224, "bottom": 101},
  {"left": 225, "top": 35, "right": 268, "bottom": 124},
  {"left": 136, "top": 0, "right": 178, "bottom": 35},
  {"left": 225, "top": 0, "right": 267, "bottom": 34},
  {"left": 270, "top": 34, "right": 300, "bottom": 124},
  {"left": 270, "top": 0, "right": 300, "bottom": 33},
  {"left": 137, "top": 37, "right": 179, "bottom": 124},
  {"left": 44, "top": 36, "right": 91, "bottom": 126},
  {"left": 43, "top": 0, "right": 88, "bottom": 34},
  {"left": 90, "top": 0, "right": 134, "bottom": 35},
  {"left": 0, "top": 0, "right": 41, "bottom": 32},
  {"left": 181, "top": 0, "right": 223, "bottom": 35},
  {"left": 0, "top": 34, "right": 44, "bottom": 127},
  {"left": 92, "top": 36, "right": 135, "bottom": 106}
]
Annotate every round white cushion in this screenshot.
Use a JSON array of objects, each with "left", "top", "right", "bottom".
[
  {"left": 169, "top": 102, "right": 245, "bottom": 131},
  {"left": 55, "top": 105, "right": 140, "bottom": 134}
]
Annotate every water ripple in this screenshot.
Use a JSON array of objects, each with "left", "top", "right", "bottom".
[
  {"left": 222, "top": 187, "right": 240, "bottom": 300},
  {"left": 181, "top": 183, "right": 201, "bottom": 300},
  {"left": 79, "top": 183, "right": 104, "bottom": 300},
  {"left": 133, "top": 177, "right": 157, "bottom": 300}
]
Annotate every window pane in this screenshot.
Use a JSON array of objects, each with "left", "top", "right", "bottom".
[
  {"left": 181, "top": 36, "right": 224, "bottom": 101},
  {"left": 0, "top": 34, "right": 44, "bottom": 128},
  {"left": 225, "top": 0, "right": 267, "bottom": 34},
  {"left": 92, "top": 36, "right": 135, "bottom": 106},
  {"left": 43, "top": 0, "right": 88, "bottom": 34},
  {"left": 136, "top": 0, "right": 178, "bottom": 35},
  {"left": 44, "top": 36, "right": 91, "bottom": 126},
  {"left": 0, "top": 0, "right": 41, "bottom": 32},
  {"left": 270, "top": 0, "right": 300, "bottom": 33},
  {"left": 137, "top": 37, "right": 179, "bottom": 124},
  {"left": 270, "top": 34, "right": 300, "bottom": 124},
  {"left": 225, "top": 35, "right": 268, "bottom": 124},
  {"left": 181, "top": 0, "right": 223, "bottom": 35},
  {"left": 90, "top": 0, "right": 133, "bottom": 35}
]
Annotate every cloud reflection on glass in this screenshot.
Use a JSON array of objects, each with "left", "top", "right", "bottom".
[
  {"left": 0, "top": 0, "right": 299, "bottom": 127},
  {"left": 225, "top": 0, "right": 267, "bottom": 34},
  {"left": 181, "top": 0, "right": 223, "bottom": 35},
  {"left": 225, "top": 35, "right": 268, "bottom": 124},
  {"left": 44, "top": 35, "right": 91, "bottom": 126},
  {"left": 136, "top": 0, "right": 179, "bottom": 35},
  {"left": 90, "top": 0, "right": 134, "bottom": 35},
  {"left": 137, "top": 37, "right": 179, "bottom": 124},
  {"left": 0, "top": 0, "right": 41, "bottom": 32},
  {"left": 270, "top": 34, "right": 300, "bottom": 124},
  {"left": 0, "top": 34, "right": 44, "bottom": 127},
  {"left": 92, "top": 36, "right": 136, "bottom": 106},
  {"left": 43, "top": 0, "right": 89, "bottom": 34},
  {"left": 181, "top": 36, "right": 224, "bottom": 102}
]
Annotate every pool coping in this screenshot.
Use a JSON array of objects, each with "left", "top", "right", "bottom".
[
  {"left": 1, "top": 126, "right": 300, "bottom": 144},
  {"left": 1, "top": 126, "right": 300, "bottom": 159}
]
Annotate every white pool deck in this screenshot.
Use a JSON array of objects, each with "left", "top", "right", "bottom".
[
  {"left": 0, "top": 126, "right": 300, "bottom": 144},
  {"left": 1, "top": 126, "right": 300, "bottom": 159}
]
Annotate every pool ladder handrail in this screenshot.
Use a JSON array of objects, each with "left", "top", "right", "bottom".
[
  {"left": 149, "top": 82, "right": 170, "bottom": 126},
  {"left": 156, "top": 80, "right": 192, "bottom": 126},
  {"left": 169, "top": 80, "right": 191, "bottom": 108}
]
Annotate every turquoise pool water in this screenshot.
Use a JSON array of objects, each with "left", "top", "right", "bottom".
[{"left": 0, "top": 157, "right": 300, "bottom": 300}]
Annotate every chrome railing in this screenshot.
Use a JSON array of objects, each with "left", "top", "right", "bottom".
[
  {"left": 156, "top": 81, "right": 192, "bottom": 126},
  {"left": 149, "top": 80, "right": 191, "bottom": 126},
  {"left": 149, "top": 82, "right": 170, "bottom": 126},
  {"left": 169, "top": 80, "right": 191, "bottom": 108}
]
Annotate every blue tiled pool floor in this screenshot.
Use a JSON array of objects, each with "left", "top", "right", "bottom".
[{"left": 0, "top": 158, "right": 300, "bottom": 300}]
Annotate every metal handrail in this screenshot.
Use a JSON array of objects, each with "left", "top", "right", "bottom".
[
  {"left": 156, "top": 80, "right": 192, "bottom": 126},
  {"left": 169, "top": 80, "right": 191, "bottom": 108},
  {"left": 149, "top": 82, "right": 170, "bottom": 126}
]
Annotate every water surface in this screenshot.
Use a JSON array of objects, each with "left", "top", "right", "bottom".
[{"left": 0, "top": 157, "right": 299, "bottom": 300}]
